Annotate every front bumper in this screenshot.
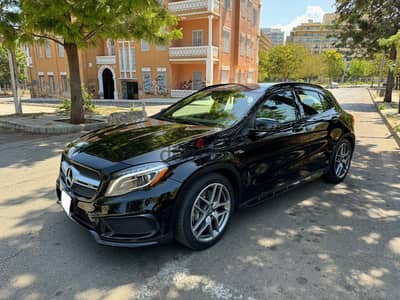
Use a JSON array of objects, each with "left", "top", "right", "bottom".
[{"left": 56, "top": 175, "right": 181, "bottom": 247}]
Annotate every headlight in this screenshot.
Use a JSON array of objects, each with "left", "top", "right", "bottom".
[{"left": 105, "top": 162, "right": 168, "bottom": 197}]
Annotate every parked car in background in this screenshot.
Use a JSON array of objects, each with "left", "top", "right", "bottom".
[{"left": 57, "top": 83, "right": 355, "bottom": 250}]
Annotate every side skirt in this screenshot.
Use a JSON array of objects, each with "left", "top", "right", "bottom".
[{"left": 240, "top": 169, "right": 327, "bottom": 209}]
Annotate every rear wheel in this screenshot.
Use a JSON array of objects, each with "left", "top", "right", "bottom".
[
  {"left": 324, "top": 138, "right": 353, "bottom": 183},
  {"left": 175, "top": 173, "right": 234, "bottom": 250}
]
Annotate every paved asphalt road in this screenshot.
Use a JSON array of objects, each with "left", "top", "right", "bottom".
[{"left": 0, "top": 88, "right": 399, "bottom": 300}]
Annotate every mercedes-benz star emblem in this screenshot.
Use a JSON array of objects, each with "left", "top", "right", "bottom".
[{"left": 65, "top": 167, "right": 74, "bottom": 188}]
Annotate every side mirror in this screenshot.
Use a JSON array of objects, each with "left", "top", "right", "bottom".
[{"left": 254, "top": 118, "right": 280, "bottom": 131}]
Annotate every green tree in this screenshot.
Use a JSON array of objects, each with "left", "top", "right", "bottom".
[
  {"left": 298, "top": 53, "right": 323, "bottom": 83},
  {"left": 0, "top": 45, "right": 26, "bottom": 85},
  {"left": 321, "top": 50, "right": 345, "bottom": 83},
  {"left": 335, "top": 0, "right": 400, "bottom": 102},
  {"left": 258, "top": 50, "right": 269, "bottom": 82},
  {"left": 0, "top": 0, "right": 181, "bottom": 123},
  {"left": 379, "top": 31, "right": 400, "bottom": 113},
  {"left": 265, "top": 44, "right": 307, "bottom": 81},
  {"left": 348, "top": 58, "right": 371, "bottom": 81}
]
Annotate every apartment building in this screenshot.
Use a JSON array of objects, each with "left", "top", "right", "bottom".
[
  {"left": 260, "top": 28, "right": 284, "bottom": 46},
  {"left": 26, "top": 0, "right": 261, "bottom": 100},
  {"left": 258, "top": 32, "right": 272, "bottom": 53},
  {"left": 286, "top": 13, "right": 348, "bottom": 55}
]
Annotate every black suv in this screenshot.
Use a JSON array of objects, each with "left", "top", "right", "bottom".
[{"left": 57, "top": 83, "right": 355, "bottom": 250}]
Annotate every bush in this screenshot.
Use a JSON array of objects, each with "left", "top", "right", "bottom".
[{"left": 57, "top": 86, "right": 96, "bottom": 113}]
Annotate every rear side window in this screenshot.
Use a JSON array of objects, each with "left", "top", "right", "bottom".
[{"left": 295, "top": 88, "right": 333, "bottom": 116}]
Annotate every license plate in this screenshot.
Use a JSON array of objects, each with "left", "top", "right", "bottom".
[{"left": 61, "top": 191, "right": 72, "bottom": 215}]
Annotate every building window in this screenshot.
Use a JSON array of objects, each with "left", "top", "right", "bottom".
[
  {"left": 58, "top": 43, "right": 64, "bottom": 58},
  {"left": 119, "top": 41, "right": 136, "bottom": 79},
  {"left": 48, "top": 75, "right": 55, "bottom": 94},
  {"left": 221, "top": 70, "right": 229, "bottom": 83},
  {"left": 192, "top": 30, "right": 204, "bottom": 46},
  {"left": 142, "top": 68, "right": 152, "bottom": 93},
  {"left": 37, "top": 44, "right": 43, "bottom": 58},
  {"left": 44, "top": 40, "right": 51, "bottom": 58},
  {"left": 240, "top": 71, "right": 245, "bottom": 83},
  {"left": 246, "top": 37, "right": 251, "bottom": 56},
  {"left": 248, "top": 71, "right": 253, "bottom": 83},
  {"left": 224, "top": 0, "right": 231, "bottom": 10},
  {"left": 156, "top": 44, "right": 166, "bottom": 51},
  {"left": 222, "top": 29, "right": 230, "bottom": 53},
  {"left": 247, "top": 1, "right": 252, "bottom": 21},
  {"left": 39, "top": 75, "right": 46, "bottom": 93},
  {"left": 60, "top": 74, "right": 68, "bottom": 95},
  {"left": 240, "top": 34, "right": 245, "bottom": 56},
  {"left": 241, "top": 0, "right": 246, "bottom": 18},
  {"left": 141, "top": 40, "right": 150, "bottom": 51},
  {"left": 252, "top": 8, "right": 257, "bottom": 26},
  {"left": 234, "top": 70, "right": 239, "bottom": 83},
  {"left": 157, "top": 68, "right": 167, "bottom": 95},
  {"left": 107, "top": 39, "right": 115, "bottom": 56}
]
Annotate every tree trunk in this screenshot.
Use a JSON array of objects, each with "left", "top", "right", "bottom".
[
  {"left": 8, "top": 49, "right": 22, "bottom": 114},
  {"left": 384, "top": 45, "right": 397, "bottom": 103},
  {"left": 64, "top": 43, "right": 84, "bottom": 124}
]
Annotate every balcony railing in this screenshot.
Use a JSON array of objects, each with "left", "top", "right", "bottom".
[
  {"left": 96, "top": 56, "right": 116, "bottom": 65},
  {"left": 168, "top": 0, "right": 220, "bottom": 15},
  {"left": 169, "top": 46, "right": 218, "bottom": 59}
]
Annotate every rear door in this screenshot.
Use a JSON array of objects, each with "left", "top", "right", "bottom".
[{"left": 293, "top": 86, "right": 338, "bottom": 174}]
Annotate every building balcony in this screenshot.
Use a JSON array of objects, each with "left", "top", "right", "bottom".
[
  {"left": 168, "top": 0, "right": 220, "bottom": 16},
  {"left": 169, "top": 45, "right": 218, "bottom": 61},
  {"left": 96, "top": 56, "right": 116, "bottom": 65}
]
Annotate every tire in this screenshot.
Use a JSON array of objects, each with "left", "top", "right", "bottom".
[
  {"left": 175, "top": 173, "right": 234, "bottom": 250},
  {"left": 323, "top": 138, "right": 353, "bottom": 184}
]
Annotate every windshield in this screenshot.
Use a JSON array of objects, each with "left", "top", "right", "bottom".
[{"left": 156, "top": 86, "right": 264, "bottom": 128}]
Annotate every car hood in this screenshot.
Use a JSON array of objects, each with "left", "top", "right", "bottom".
[{"left": 65, "top": 118, "right": 218, "bottom": 170}]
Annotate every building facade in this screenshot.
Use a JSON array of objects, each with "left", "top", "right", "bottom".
[
  {"left": 286, "top": 13, "right": 348, "bottom": 55},
  {"left": 26, "top": 0, "right": 261, "bottom": 100},
  {"left": 258, "top": 32, "right": 272, "bottom": 53},
  {"left": 260, "top": 28, "right": 284, "bottom": 46}
]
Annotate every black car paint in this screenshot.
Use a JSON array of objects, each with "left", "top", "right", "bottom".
[{"left": 56, "top": 83, "right": 355, "bottom": 247}]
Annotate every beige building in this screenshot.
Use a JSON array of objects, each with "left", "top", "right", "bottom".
[
  {"left": 258, "top": 32, "right": 272, "bottom": 53},
  {"left": 286, "top": 13, "right": 348, "bottom": 57},
  {"left": 26, "top": 0, "right": 261, "bottom": 100}
]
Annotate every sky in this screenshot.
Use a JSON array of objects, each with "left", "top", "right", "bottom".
[{"left": 260, "top": 0, "right": 336, "bottom": 37}]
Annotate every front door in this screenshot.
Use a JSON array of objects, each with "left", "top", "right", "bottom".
[
  {"left": 127, "top": 82, "right": 139, "bottom": 99},
  {"left": 192, "top": 71, "right": 203, "bottom": 90},
  {"left": 102, "top": 68, "right": 115, "bottom": 99},
  {"left": 241, "top": 88, "right": 305, "bottom": 200}
]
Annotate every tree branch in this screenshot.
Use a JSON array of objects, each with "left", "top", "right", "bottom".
[
  {"left": 83, "top": 24, "right": 104, "bottom": 42},
  {"left": 29, "top": 32, "right": 64, "bottom": 46}
]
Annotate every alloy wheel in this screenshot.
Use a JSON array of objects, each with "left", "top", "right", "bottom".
[
  {"left": 334, "top": 142, "right": 351, "bottom": 178},
  {"left": 190, "top": 183, "right": 231, "bottom": 243}
]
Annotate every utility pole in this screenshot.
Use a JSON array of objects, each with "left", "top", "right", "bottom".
[
  {"left": 377, "top": 51, "right": 385, "bottom": 88},
  {"left": 7, "top": 48, "right": 22, "bottom": 114}
]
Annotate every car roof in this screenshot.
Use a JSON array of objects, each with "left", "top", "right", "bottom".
[{"left": 206, "top": 82, "right": 325, "bottom": 93}]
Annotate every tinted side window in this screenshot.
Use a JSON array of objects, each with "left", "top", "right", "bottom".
[
  {"left": 295, "top": 89, "right": 333, "bottom": 116},
  {"left": 256, "top": 90, "right": 298, "bottom": 123}
]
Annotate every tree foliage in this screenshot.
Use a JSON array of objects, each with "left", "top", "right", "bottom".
[
  {"left": 0, "top": 45, "right": 26, "bottom": 84},
  {"left": 335, "top": 0, "right": 400, "bottom": 102},
  {"left": 0, "top": 0, "right": 181, "bottom": 123},
  {"left": 264, "top": 44, "right": 307, "bottom": 81},
  {"left": 297, "top": 53, "right": 323, "bottom": 82},
  {"left": 348, "top": 58, "right": 371, "bottom": 80},
  {"left": 321, "top": 50, "right": 345, "bottom": 82},
  {"left": 258, "top": 50, "right": 269, "bottom": 82}
]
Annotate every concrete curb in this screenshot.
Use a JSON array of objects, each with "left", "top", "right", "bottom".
[
  {"left": 0, "top": 116, "right": 107, "bottom": 134},
  {"left": 367, "top": 88, "right": 400, "bottom": 148}
]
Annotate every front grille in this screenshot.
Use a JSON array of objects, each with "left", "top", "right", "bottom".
[{"left": 60, "top": 159, "right": 101, "bottom": 201}]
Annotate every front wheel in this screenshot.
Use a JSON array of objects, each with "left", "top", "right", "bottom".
[
  {"left": 324, "top": 138, "right": 353, "bottom": 183},
  {"left": 175, "top": 173, "right": 234, "bottom": 250}
]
